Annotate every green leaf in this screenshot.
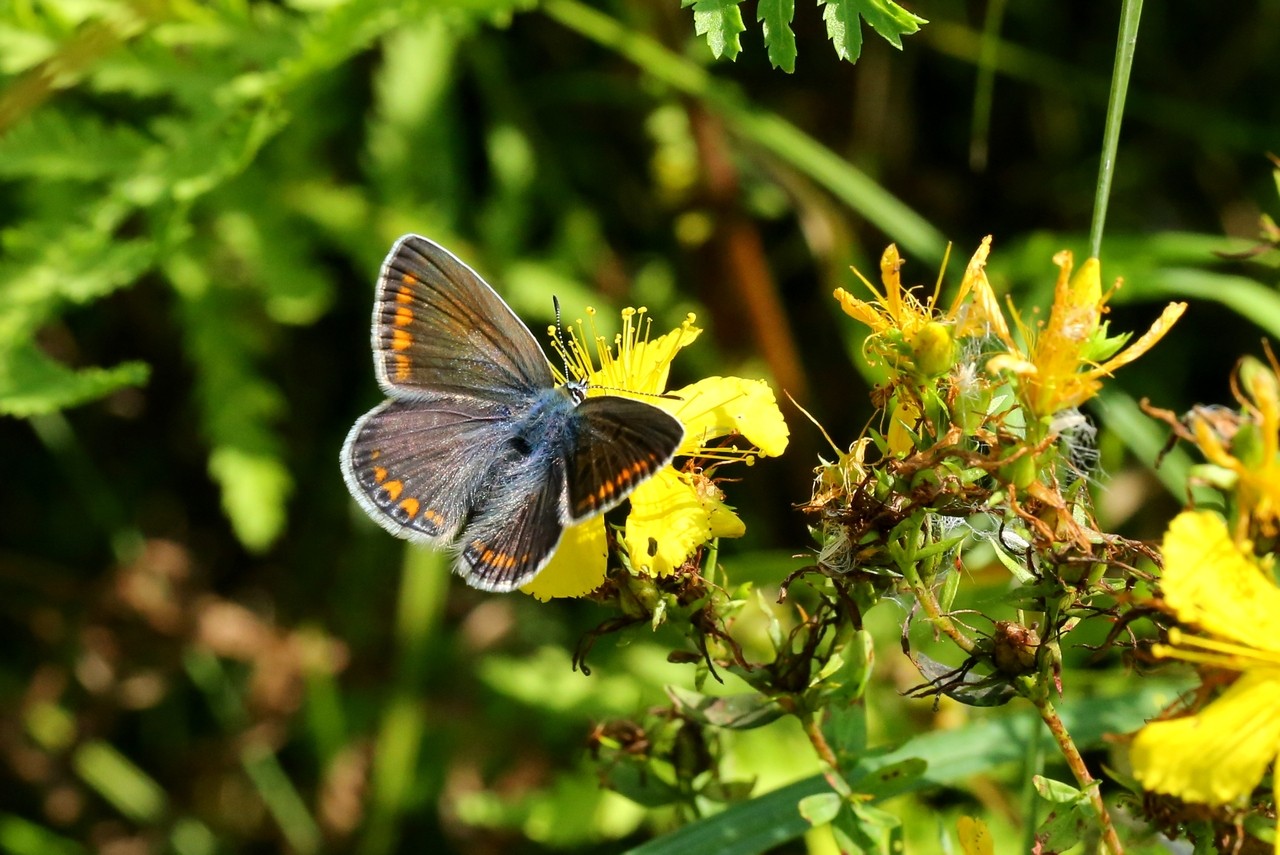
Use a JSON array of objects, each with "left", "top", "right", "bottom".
[
  {"left": 682, "top": 0, "right": 746, "bottom": 61},
  {"left": 1035, "top": 799, "right": 1091, "bottom": 853},
  {"left": 856, "top": 0, "right": 927, "bottom": 49},
  {"left": 810, "top": 628, "right": 874, "bottom": 704},
  {"left": 820, "top": 0, "right": 926, "bottom": 63},
  {"left": 208, "top": 447, "right": 292, "bottom": 554},
  {"left": 757, "top": 0, "right": 796, "bottom": 72},
  {"left": 0, "top": 109, "right": 151, "bottom": 181},
  {"left": 666, "top": 685, "right": 787, "bottom": 730},
  {"left": 167, "top": 252, "right": 293, "bottom": 553},
  {"left": 820, "top": 0, "right": 864, "bottom": 63},
  {"left": 0, "top": 343, "right": 149, "bottom": 417},
  {"left": 797, "top": 792, "right": 841, "bottom": 826},
  {"left": 908, "top": 652, "right": 1017, "bottom": 707},
  {"left": 850, "top": 757, "right": 928, "bottom": 799},
  {"left": 1033, "top": 775, "right": 1086, "bottom": 804}
]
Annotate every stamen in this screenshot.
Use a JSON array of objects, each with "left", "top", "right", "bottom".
[{"left": 1166, "top": 629, "right": 1280, "bottom": 667}]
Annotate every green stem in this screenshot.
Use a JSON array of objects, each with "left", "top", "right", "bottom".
[
  {"left": 1032, "top": 695, "right": 1124, "bottom": 855},
  {"left": 900, "top": 560, "right": 977, "bottom": 655},
  {"left": 540, "top": 0, "right": 946, "bottom": 263},
  {"left": 968, "top": 0, "right": 1008, "bottom": 171},
  {"left": 1088, "top": 0, "right": 1144, "bottom": 258}
]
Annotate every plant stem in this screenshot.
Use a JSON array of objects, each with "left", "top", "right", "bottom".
[
  {"left": 797, "top": 710, "right": 854, "bottom": 800},
  {"left": 1089, "top": 0, "right": 1144, "bottom": 258},
  {"left": 901, "top": 561, "right": 977, "bottom": 655},
  {"left": 1033, "top": 695, "right": 1124, "bottom": 854}
]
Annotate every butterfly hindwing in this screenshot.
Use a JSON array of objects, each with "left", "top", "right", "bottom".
[
  {"left": 457, "top": 452, "right": 568, "bottom": 591},
  {"left": 341, "top": 395, "right": 513, "bottom": 544},
  {"left": 373, "top": 235, "right": 554, "bottom": 400},
  {"left": 564, "top": 397, "right": 685, "bottom": 521}
]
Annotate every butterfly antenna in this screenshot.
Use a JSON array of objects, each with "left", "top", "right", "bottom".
[
  {"left": 551, "top": 296, "right": 573, "bottom": 376},
  {"left": 591, "top": 383, "right": 684, "bottom": 403}
]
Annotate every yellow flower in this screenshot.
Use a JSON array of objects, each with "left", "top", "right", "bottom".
[
  {"left": 1190, "top": 357, "right": 1280, "bottom": 539},
  {"left": 521, "top": 308, "right": 790, "bottom": 601},
  {"left": 1130, "top": 510, "right": 1280, "bottom": 839},
  {"left": 984, "top": 250, "right": 1186, "bottom": 421},
  {"left": 834, "top": 240, "right": 990, "bottom": 379}
]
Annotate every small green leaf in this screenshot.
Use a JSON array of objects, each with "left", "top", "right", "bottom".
[
  {"left": 810, "top": 628, "right": 874, "bottom": 704},
  {"left": 757, "top": 0, "right": 796, "bottom": 72},
  {"left": 820, "top": 0, "right": 926, "bottom": 64},
  {"left": 1035, "top": 800, "right": 1091, "bottom": 853},
  {"left": 798, "top": 792, "right": 842, "bottom": 826},
  {"left": 850, "top": 757, "right": 927, "bottom": 799},
  {"left": 820, "top": 0, "right": 864, "bottom": 63},
  {"left": 682, "top": 0, "right": 746, "bottom": 60},
  {"left": 856, "top": 0, "right": 927, "bottom": 49},
  {"left": 1033, "top": 775, "right": 1086, "bottom": 805}
]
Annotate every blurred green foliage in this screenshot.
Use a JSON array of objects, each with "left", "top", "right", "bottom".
[{"left": 1, "top": 0, "right": 1278, "bottom": 853}]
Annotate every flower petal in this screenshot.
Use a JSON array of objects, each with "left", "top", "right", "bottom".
[
  {"left": 670, "top": 376, "right": 790, "bottom": 457},
  {"left": 887, "top": 397, "right": 920, "bottom": 456},
  {"left": 834, "top": 288, "right": 890, "bottom": 332},
  {"left": 1131, "top": 668, "right": 1280, "bottom": 804},
  {"left": 520, "top": 519, "right": 608, "bottom": 601},
  {"left": 1094, "top": 302, "right": 1187, "bottom": 375},
  {"left": 1161, "top": 511, "right": 1280, "bottom": 648},
  {"left": 624, "top": 468, "right": 741, "bottom": 576}
]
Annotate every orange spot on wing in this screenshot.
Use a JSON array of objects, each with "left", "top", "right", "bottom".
[
  {"left": 382, "top": 480, "right": 404, "bottom": 502},
  {"left": 394, "top": 354, "right": 411, "bottom": 380},
  {"left": 398, "top": 497, "right": 420, "bottom": 519},
  {"left": 396, "top": 285, "right": 414, "bottom": 303},
  {"left": 373, "top": 466, "right": 388, "bottom": 483},
  {"left": 394, "top": 306, "right": 414, "bottom": 326},
  {"left": 392, "top": 329, "right": 413, "bottom": 351}
]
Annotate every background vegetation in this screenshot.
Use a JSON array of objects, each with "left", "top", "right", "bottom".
[{"left": 2, "top": 0, "right": 1278, "bottom": 852}]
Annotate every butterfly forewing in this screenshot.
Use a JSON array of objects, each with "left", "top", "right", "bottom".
[
  {"left": 374, "top": 235, "right": 553, "bottom": 400},
  {"left": 564, "top": 398, "right": 685, "bottom": 521},
  {"left": 341, "top": 396, "right": 511, "bottom": 544}
]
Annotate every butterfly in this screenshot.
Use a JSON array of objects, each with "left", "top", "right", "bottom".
[{"left": 340, "top": 235, "right": 686, "bottom": 592}]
